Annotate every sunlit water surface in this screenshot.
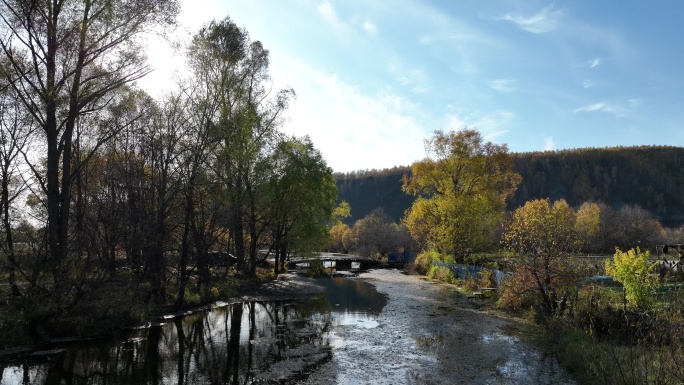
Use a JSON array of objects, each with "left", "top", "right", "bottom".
[{"left": 1, "top": 277, "right": 387, "bottom": 385}]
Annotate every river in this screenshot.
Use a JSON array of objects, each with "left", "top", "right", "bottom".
[{"left": 1, "top": 269, "right": 576, "bottom": 384}]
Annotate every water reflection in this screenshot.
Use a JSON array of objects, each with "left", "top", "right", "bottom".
[{"left": 2, "top": 277, "right": 387, "bottom": 385}]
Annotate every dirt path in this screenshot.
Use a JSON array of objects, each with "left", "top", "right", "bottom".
[{"left": 303, "top": 269, "right": 576, "bottom": 385}]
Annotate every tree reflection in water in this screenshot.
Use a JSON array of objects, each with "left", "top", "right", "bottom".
[{"left": 2, "top": 301, "right": 333, "bottom": 385}]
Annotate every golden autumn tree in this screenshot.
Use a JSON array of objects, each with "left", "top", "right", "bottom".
[
  {"left": 501, "top": 198, "right": 586, "bottom": 317},
  {"left": 403, "top": 129, "right": 520, "bottom": 263}
]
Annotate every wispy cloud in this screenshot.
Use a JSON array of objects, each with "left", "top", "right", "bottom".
[
  {"left": 363, "top": 20, "right": 377, "bottom": 34},
  {"left": 629, "top": 98, "right": 645, "bottom": 107},
  {"left": 445, "top": 108, "right": 514, "bottom": 140},
  {"left": 317, "top": 1, "right": 341, "bottom": 28},
  {"left": 589, "top": 57, "right": 601, "bottom": 69},
  {"left": 412, "top": 85, "right": 431, "bottom": 94},
  {"left": 397, "top": 68, "right": 426, "bottom": 86},
  {"left": 418, "top": 34, "right": 475, "bottom": 44},
  {"left": 488, "top": 78, "right": 516, "bottom": 93},
  {"left": 389, "top": 63, "right": 431, "bottom": 93},
  {"left": 582, "top": 80, "right": 594, "bottom": 89},
  {"left": 495, "top": 5, "right": 563, "bottom": 34},
  {"left": 574, "top": 102, "right": 606, "bottom": 113},
  {"left": 573, "top": 102, "right": 624, "bottom": 116},
  {"left": 544, "top": 137, "right": 555, "bottom": 151}
]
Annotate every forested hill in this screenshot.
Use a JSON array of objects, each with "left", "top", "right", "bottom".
[
  {"left": 335, "top": 146, "right": 684, "bottom": 227},
  {"left": 335, "top": 166, "right": 414, "bottom": 224}
]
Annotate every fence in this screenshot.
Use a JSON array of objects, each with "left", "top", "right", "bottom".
[{"left": 431, "top": 261, "right": 506, "bottom": 287}]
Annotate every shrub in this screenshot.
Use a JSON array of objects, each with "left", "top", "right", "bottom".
[
  {"left": 496, "top": 264, "right": 538, "bottom": 312},
  {"left": 462, "top": 276, "right": 480, "bottom": 291},
  {"left": 427, "top": 266, "right": 456, "bottom": 284},
  {"left": 308, "top": 258, "right": 326, "bottom": 277},
  {"left": 414, "top": 249, "right": 445, "bottom": 274},
  {"left": 605, "top": 247, "right": 658, "bottom": 310}
]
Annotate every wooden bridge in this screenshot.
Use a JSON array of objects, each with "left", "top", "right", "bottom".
[{"left": 286, "top": 252, "right": 376, "bottom": 271}]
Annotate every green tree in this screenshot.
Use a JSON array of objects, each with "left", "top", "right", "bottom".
[
  {"left": 605, "top": 247, "right": 657, "bottom": 309},
  {"left": 189, "top": 17, "right": 294, "bottom": 275},
  {"left": 331, "top": 201, "right": 352, "bottom": 224},
  {"left": 267, "top": 136, "right": 337, "bottom": 275},
  {"left": 403, "top": 129, "right": 520, "bottom": 262}
]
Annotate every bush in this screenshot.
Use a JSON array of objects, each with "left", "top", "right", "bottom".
[
  {"left": 414, "top": 249, "right": 452, "bottom": 275},
  {"left": 427, "top": 266, "right": 456, "bottom": 284},
  {"left": 605, "top": 247, "right": 657, "bottom": 310},
  {"left": 496, "top": 264, "right": 538, "bottom": 312},
  {"left": 308, "top": 258, "right": 326, "bottom": 277}
]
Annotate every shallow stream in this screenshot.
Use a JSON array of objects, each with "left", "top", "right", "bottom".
[
  {"left": 1, "top": 277, "right": 386, "bottom": 385},
  {"left": 2, "top": 271, "right": 576, "bottom": 384}
]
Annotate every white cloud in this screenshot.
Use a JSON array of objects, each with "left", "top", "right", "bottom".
[
  {"left": 589, "top": 57, "right": 601, "bottom": 69},
  {"left": 418, "top": 34, "right": 475, "bottom": 44},
  {"left": 573, "top": 102, "right": 624, "bottom": 116},
  {"left": 363, "top": 20, "right": 377, "bottom": 34},
  {"left": 488, "top": 78, "right": 516, "bottom": 93},
  {"left": 412, "top": 85, "right": 431, "bottom": 94},
  {"left": 277, "top": 61, "right": 429, "bottom": 172},
  {"left": 389, "top": 63, "right": 431, "bottom": 93},
  {"left": 317, "top": 1, "right": 336, "bottom": 20},
  {"left": 544, "top": 136, "right": 555, "bottom": 151},
  {"left": 445, "top": 109, "right": 514, "bottom": 141},
  {"left": 582, "top": 80, "right": 594, "bottom": 88},
  {"left": 629, "top": 98, "right": 645, "bottom": 107},
  {"left": 574, "top": 102, "right": 606, "bottom": 113},
  {"left": 397, "top": 68, "right": 426, "bottom": 86},
  {"left": 495, "top": 5, "right": 562, "bottom": 34},
  {"left": 317, "top": 0, "right": 342, "bottom": 29}
]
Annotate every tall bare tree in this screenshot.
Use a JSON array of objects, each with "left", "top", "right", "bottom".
[
  {"left": 0, "top": 79, "right": 32, "bottom": 296},
  {"left": 0, "top": 0, "right": 178, "bottom": 298}
]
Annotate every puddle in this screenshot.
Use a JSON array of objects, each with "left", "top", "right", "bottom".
[
  {"left": 1, "top": 276, "right": 386, "bottom": 385},
  {"left": 481, "top": 331, "right": 574, "bottom": 384}
]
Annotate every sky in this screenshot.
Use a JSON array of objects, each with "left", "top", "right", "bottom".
[{"left": 139, "top": 0, "right": 684, "bottom": 173}]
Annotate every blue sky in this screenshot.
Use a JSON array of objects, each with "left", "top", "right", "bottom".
[{"left": 140, "top": 0, "right": 684, "bottom": 173}]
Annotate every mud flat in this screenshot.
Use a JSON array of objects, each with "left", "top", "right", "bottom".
[{"left": 303, "top": 269, "right": 577, "bottom": 385}]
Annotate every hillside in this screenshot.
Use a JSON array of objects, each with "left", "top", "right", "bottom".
[{"left": 335, "top": 146, "right": 684, "bottom": 227}]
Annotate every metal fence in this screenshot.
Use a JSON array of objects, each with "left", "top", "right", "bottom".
[{"left": 431, "top": 261, "right": 506, "bottom": 287}]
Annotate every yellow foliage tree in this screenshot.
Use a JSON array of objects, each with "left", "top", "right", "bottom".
[
  {"left": 403, "top": 129, "right": 520, "bottom": 263},
  {"left": 501, "top": 198, "right": 585, "bottom": 317}
]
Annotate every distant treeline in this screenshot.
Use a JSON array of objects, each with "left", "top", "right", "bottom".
[{"left": 335, "top": 146, "right": 684, "bottom": 227}]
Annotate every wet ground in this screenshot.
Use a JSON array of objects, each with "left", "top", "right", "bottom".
[
  {"left": 1, "top": 269, "right": 577, "bottom": 384},
  {"left": 302, "top": 269, "right": 577, "bottom": 385}
]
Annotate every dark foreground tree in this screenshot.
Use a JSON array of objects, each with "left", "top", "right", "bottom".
[
  {"left": 268, "top": 136, "right": 337, "bottom": 275},
  {"left": 0, "top": 0, "right": 179, "bottom": 301}
]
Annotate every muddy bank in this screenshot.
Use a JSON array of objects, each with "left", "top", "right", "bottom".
[{"left": 302, "top": 269, "right": 576, "bottom": 385}]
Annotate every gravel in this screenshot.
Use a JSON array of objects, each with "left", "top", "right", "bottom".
[{"left": 301, "top": 269, "right": 577, "bottom": 385}]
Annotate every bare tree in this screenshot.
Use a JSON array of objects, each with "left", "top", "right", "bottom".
[
  {"left": 0, "top": 80, "right": 33, "bottom": 296},
  {"left": 0, "top": 0, "right": 178, "bottom": 299}
]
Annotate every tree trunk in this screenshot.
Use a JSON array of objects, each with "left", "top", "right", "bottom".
[
  {"left": 2, "top": 166, "right": 20, "bottom": 296},
  {"left": 174, "top": 190, "right": 194, "bottom": 310},
  {"left": 233, "top": 210, "right": 246, "bottom": 273}
]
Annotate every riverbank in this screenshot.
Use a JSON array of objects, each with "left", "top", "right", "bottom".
[{"left": 302, "top": 269, "right": 577, "bottom": 384}]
